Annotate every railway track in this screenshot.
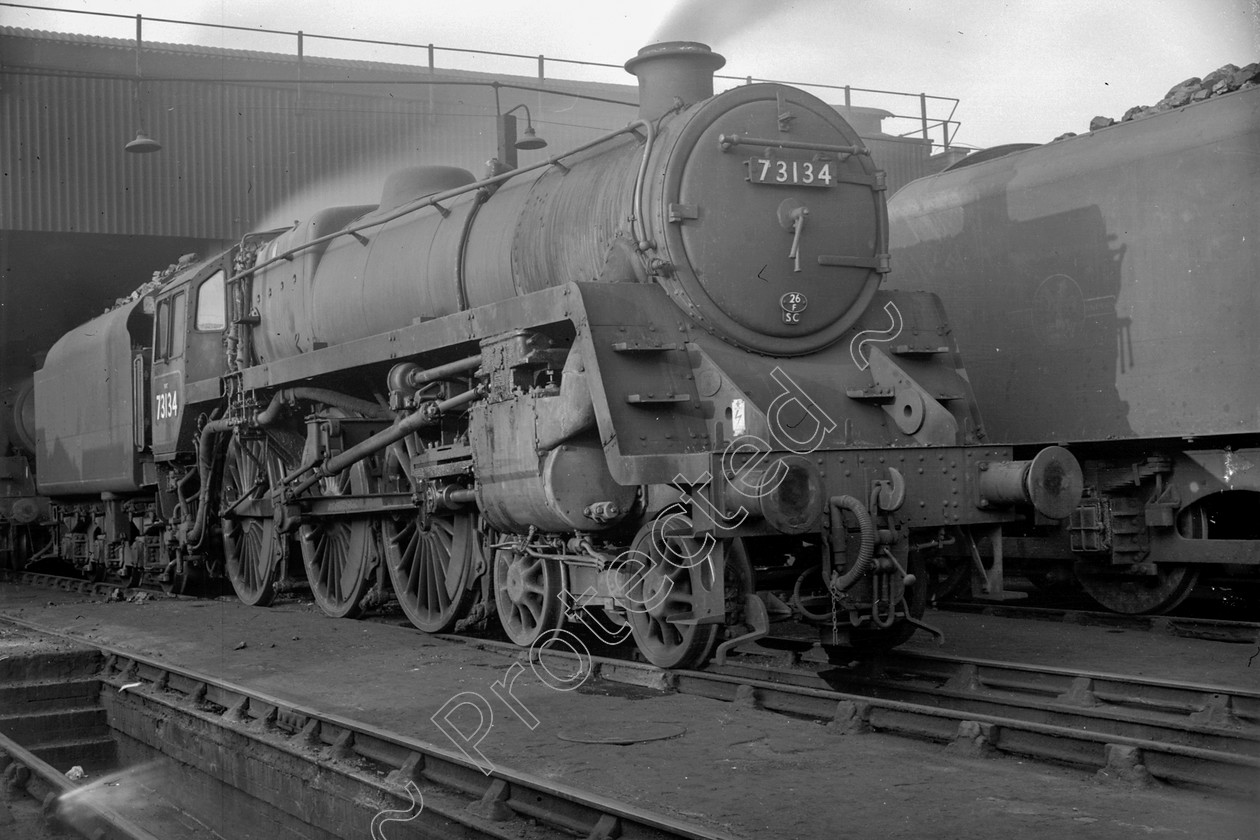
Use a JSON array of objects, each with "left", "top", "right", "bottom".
[
  {"left": 451, "top": 636, "right": 1260, "bottom": 795},
  {"left": 5, "top": 569, "right": 1259, "bottom": 796},
  {"left": 937, "top": 599, "right": 1260, "bottom": 644}
]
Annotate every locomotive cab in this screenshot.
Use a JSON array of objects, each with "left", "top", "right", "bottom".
[{"left": 150, "top": 256, "right": 231, "bottom": 458}]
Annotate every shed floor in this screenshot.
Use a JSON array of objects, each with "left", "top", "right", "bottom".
[{"left": 1, "top": 583, "right": 1256, "bottom": 840}]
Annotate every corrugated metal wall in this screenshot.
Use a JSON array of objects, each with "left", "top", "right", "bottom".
[
  {"left": 1, "top": 74, "right": 479, "bottom": 240},
  {"left": 2, "top": 30, "right": 931, "bottom": 240},
  {"left": 1, "top": 27, "right": 640, "bottom": 242}
]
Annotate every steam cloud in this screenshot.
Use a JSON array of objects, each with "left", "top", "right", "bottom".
[{"left": 651, "top": 0, "right": 787, "bottom": 45}]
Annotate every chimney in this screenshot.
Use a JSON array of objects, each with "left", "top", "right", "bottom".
[{"left": 624, "top": 41, "right": 726, "bottom": 121}]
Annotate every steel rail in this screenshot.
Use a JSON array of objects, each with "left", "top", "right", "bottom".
[
  {"left": 446, "top": 636, "right": 1260, "bottom": 794},
  {"left": 936, "top": 599, "right": 1260, "bottom": 644},
  {"left": 707, "top": 650, "right": 1260, "bottom": 756},
  {"left": 0, "top": 614, "right": 739, "bottom": 840}
]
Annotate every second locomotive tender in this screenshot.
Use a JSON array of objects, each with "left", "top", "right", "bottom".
[
  {"left": 887, "top": 81, "right": 1260, "bottom": 614},
  {"left": 34, "top": 42, "right": 1080, "bottom": 666}
]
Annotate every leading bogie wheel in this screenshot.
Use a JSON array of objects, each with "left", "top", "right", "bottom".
[
  {"left": 624, "top": 516, "right": 721, "bottom": 670},
  {"left": 493, "top": 544, "right": 564, "bottom": 647}
]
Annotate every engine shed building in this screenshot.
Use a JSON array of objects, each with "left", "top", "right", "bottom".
[{"left": 0, "top": 22, "right": 951, "bottom": 453}]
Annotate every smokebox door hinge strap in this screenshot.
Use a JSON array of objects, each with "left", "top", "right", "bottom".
[{"left": 776, "top": 90, "right": 795, "bottom": 133}]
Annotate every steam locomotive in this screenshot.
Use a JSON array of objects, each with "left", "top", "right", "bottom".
[
  {"left": 888, "top": 82, "right": 1259, "bottom": 615},
  {"left": 15, "top": 42, "right": 1080, "bottom": 666}
]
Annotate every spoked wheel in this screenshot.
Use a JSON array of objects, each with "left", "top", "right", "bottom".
[
  {"left": 384, "top": 512, "right": 478, "bottom": 633},
  {"left": 299, "top": 462, "right": 377, "bottom": 619},
  {"left": 221, "top": 432, "right": 299, "bottom": 607},
  {"left": 1075, "top": 562, "right": 1199, "bottom": 614},
  {"left": 625, "top": 516, "right": 721, "bottom": 670},
  {"left": 493, "top": 544, "right": 563, "bottom": 646}
]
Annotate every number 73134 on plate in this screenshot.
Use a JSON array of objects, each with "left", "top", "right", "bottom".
[{"left": 746, "top": 156, "right": 834, "bottom": 187}]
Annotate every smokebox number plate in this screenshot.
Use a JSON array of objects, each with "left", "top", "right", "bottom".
[{"left": 746, "top": 156, "right": 834, "bottom": 187}]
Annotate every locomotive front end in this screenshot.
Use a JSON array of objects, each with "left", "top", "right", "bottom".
[{"left": 626, "top": 42, "right": 888, "bottom": 356}]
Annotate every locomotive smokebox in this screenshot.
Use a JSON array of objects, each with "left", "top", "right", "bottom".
[{"left": 625, "top": 41, "right": 726, "bottom": 121}]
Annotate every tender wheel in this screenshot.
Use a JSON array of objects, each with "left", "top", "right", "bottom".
[
  {"left": 299, "top": 462, "right": 377, "bottom": 619},
  {"left": 1075, "top": 562, "right": 1199, "bottom": 614},
  {"left": 221, "top": 432, "right": 298, "bottom": 607},
  {"left": 384, "top": 512, "right": 478, "bottom": 633},
  {"left": 625, "top": 517, "right": 721, "bottom": 670},
  {"left": 493, "top": 545, "right": 563, "bottom": 646}
]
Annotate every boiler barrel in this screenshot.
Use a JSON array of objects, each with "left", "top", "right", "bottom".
[{"left": 250, "top": 142, "right": 644, "bottom": 364}]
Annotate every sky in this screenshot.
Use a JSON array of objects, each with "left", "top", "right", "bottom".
[{"left": 2, "top": 0, "right": 1257, "bottom": 147}]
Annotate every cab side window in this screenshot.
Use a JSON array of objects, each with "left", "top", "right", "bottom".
[
  {"left": 154, "top": 299, "right": 170, "bottom": 358},
  {"left": 170, "top": 292, "right": 186, "bottom": 359},
  {"left": 195, "top": 270, "right": 226, "bottom": 331},
  {"left": 153, "top": 291, "right": 187, "bottom": 361}
]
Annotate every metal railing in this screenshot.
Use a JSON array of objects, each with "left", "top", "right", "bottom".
[{"left": 0, "top": 2, "right": 961, "bottom": 147}]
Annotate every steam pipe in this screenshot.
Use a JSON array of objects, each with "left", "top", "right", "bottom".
[{"left": 186, "top": 416, "right": 232, "bottom": 550}]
